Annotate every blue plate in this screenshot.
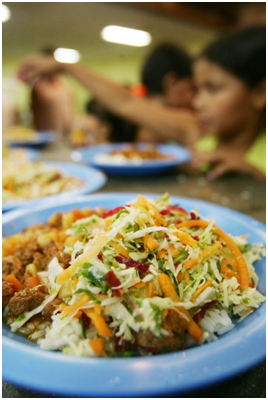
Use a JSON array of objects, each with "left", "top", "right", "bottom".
[
  {"left": 2, "top": 194, "right": 266, "bottom": 397},
  {"left": 5, "top": 131, "right": 56, "bottom": 147},
  {"left": 2, "top": 162, "right": 107, "bottom": 212},
  {"left": 71, "top": 143, "right": 191, "bottom": 176}
]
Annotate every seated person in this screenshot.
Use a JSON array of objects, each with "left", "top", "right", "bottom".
[{"left": 192, "top": 26, "right": 266, "bottom": 179}]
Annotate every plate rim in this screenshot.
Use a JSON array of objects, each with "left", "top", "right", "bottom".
[{"left": 2, "top": 193, "right": 266, "bottom": 396}]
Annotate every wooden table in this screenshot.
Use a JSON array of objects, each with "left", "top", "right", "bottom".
[{"left": 3, "top": 142, "right": 266, "bottom": 398}]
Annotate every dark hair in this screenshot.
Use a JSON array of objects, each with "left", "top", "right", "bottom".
[
  {"left": 200, "top": 27, "right": 266, "bottom": 88},
  {"left": 141, "top": 43, "right": 192, "bottom": 95},
  {"left": 86, "top": 99, "right": 137, "bottom": 143},
  {"left": 39, "top": 46, "right": 57, "bottom": 56}
]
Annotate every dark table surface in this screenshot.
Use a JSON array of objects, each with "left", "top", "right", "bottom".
[{"left": 3, "top": 142, "right": 266, "bottom": 398}]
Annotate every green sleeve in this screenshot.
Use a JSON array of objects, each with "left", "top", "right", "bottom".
[{"left": 244, "top": 134, "right": 266, "bottom": 175}]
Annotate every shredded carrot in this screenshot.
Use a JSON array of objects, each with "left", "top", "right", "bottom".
[
  {"left": 170, "top": 244, "right": 181, "bottom": 258},
  {"left": 192, "top": 279, "right": 213, "bottom": 300},
  {"left": 184, "top": 242, "right": 221, "bottom": 270},
  {"left": 220, "top": 249, "right": 237, "bottom": 271},
  {"left": 25, "top": 275, "right": 40, "bottom": 289},
  {"left": 221, "top": 259, "right": 240, "bottom": 283},
  {"left": 57, "top": 233, "right": 110, "bottom": 285},
  {"left": 144, "top": 234, "right": 158, "bottom": 251},
  {"left": 176, "top": 220, "right": 249, "bottom": 290},
  {"left": 176, "top": 220, "right": 210, "bottom": 230},
  {"left": 177, "top": 271, "right": 184, "bottom": 281},
  {"left": 83, "top": 308, "right": 112, "bottom": 338},
  {"left": 74, "top": 310, "right": 82, "bottom": 319},
  {"left": 72, "top": 277, "right": 79, "bottom": 290},
  {"left": 137, "top": 195, "right": 167, "bottom": 226},
  {"left": 156, "top": 249, "right": 167, "bottom": 258},
  {"left": 110, "top": 241, "right": 130, "bottom": 259},
  {"left": 158, "top": 273, "right": 203, "bottom": 342},
  {"left": 89, "top": 337, "right": 104, "bottom": 355},
  {"left": 94, "top": 304, "right": 102, "bottom": 314},
  {"left": 72, "top": 209, "right": 84, "bottom": 221},
  {"left": 175, "top": 232, "right": 198, "bottom": 248},
  {"left": 184, "top": 270, "right": 191, "bottom": 285},
  {"left": 61, "top": 294, "right": 90, "bottom": 316},
  {"left": 147, "top": 282, "right": 154, "bottom": 298},
  {"left": 184, "top": 255, "right": 202, "bottom": 270},
  {"left": 4, "top": 274, "right": 23, "bottom": 292},
  {"left": 133, "top": 282, "right": 145, "bottom": 289}
]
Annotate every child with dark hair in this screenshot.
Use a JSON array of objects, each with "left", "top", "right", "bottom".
[
  {"left": 193, "top": 26, "right": 266, "bottom": 179},
  {"left": 86, "top": 98, "right": 137, "bottom": 143},
  {"left": 141, "top": 43, "right": 194, "bottom": 108},
  {"left": 18, "top": 28, "right": 265, "bottom": 179}
]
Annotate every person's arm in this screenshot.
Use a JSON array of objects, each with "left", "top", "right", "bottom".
[
  {"left": 192, "top": 147, "right": 265, "bottom": 180},
  {"left": 18, "top": 55, "right": 200, "bottom": 145}
]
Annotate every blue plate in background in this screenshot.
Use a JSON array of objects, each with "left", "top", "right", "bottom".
[
  {"left": 5, "top": 131, "right": 56, "bottom": 147},
  {"left": 71, "top": 143, "right": 191, "bottom": 176},
  {"left": 2, "top": 162, "right": 107, "bottom": 212},
  {"left": 2, "top": 194, "right": 266, "bottom": 397}
]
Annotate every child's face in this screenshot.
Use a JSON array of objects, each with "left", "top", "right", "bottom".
[{"left": 193, "top": 59, "right": 256, "bottom": 139}]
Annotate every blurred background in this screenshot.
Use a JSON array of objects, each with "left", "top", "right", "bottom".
[{"left": 2, "top": 1, "right": 266, "bottom": 129}]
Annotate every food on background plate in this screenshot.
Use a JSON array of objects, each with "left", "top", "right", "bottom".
[
  {"left": 2, "top": 153, "right": 84, "bottom": 203},
  {"left": 2, "top": 194, "right": 265, "bottom": 357},
  {"left": 3, "top": 125, "right": 39, "bottom": 143},
  {"left": 94, "top": 144, "right": 174, "bottom": 165}
]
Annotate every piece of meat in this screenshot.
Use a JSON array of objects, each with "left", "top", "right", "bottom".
[
  {"left": 14, "top": 241, "right": 41, "bottom": 267},
  {"left": 2, "top": 278, "right": 15, "bottom": 308},
  {"left": 43, "top": 241, "right": 70, "bottom": 269},
  {"left": 135, "top": 310, "right": 186, "bottom": 354},
  {"left": 42, "top": 298, "right": 62, "bottom": 320},
  {"left": 49, "top": 213, "right": 63, "bottom": 229},
  {"left": 2, "top": 256, "right": 25, "bottom": 282},
  {"left": 33, "top": 241, "right": 70, "bottom": 271},
  {"left": 8, "top": 286, "right": 48, "bottom": 318}
]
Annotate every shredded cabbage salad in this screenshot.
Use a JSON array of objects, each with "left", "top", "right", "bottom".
[
  {"left": 8, "top": 194, "right": 266, "bottom": 357},
  {"left": 2, "top": 155, "right": 84, "bottom": 203}
]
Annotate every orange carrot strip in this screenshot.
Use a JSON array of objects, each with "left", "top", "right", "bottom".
[
  {"left": 158, "top": 273, "right": 203, "bottom": 342},
  {"left": 133, "top": 282, "right": 145, "bottom": 289},
  {"left": 177, "top": 271, "right": 184, "bottom": 281},
  {"left": 5, "top": 274, "right": 23, "bottom": 292},
  {"left": 147, "top": 282, "right": 154, "bottom": 298},
  {"left": 192, "top": 279, "right": 213, "bottom": 300},
  {"left": 156, "top": 249, "right": 167, "bottom": 258},
  {"left": 89, "top": 337, "right": 104, "bottom": 355},
  {"left": 25, "top": 275, "right": 40, "bottom": 289},
  {"left": 110, "top": 241, "right": 130, "bottom": 259},
  {"left": 221, "top": 259, "right": 240, "bottom": 283},
  {"left": 220, "top": 249, "right": 237, "bottom": 270},
  {"left": 175, "top": 232, "right": 198, "bottom": 248},
  {"left": 61, "top": 294, "right": 91, "bottom": 316},
  {"left": 184, "top": 271, "right": 191, "bottom": 285},
  {"left": 144, "top": 234, "right": 158, "bottom": 251},
  {"left": 184, "top": 255, "right": 202, "bottom": 270},
  {"left": 72, "top": 277, "right": 79, "bottom": 290},
  {"left": 72, "top": 209, "right": 84, "bottom": 221},
  {"left": 83, "top": 308, "right": 112, "bottom": 338},
  {"left": 184, "top": 242, "right": 221, "bottom": 270},
  {"left": 176, "top": 220, "right": 249, "bottom": 291},
  {"left": 170, "top": 244, "right": 181, "bottom": 258},
  {"left": 74, "top": 310, "right": 82, "bottom": 318}
]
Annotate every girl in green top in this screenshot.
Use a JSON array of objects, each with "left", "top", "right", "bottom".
[
  {"left": 18, "top": 28, "right": 265, "bottom": 179},
  {"left": 193, "top": 27, "right": 266, "bottom": 179}
]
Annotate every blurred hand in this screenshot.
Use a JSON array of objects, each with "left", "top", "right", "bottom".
[
  {"left": 191, "top": 147, "right": 265, "bottom": 180},
  {"left": 17, "top": 55, "right": 61, "bottom": 84}
]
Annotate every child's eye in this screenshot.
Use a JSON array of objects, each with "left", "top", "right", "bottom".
[{"left": 206, "top": 84, "right": 220, "bottom": 94}]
